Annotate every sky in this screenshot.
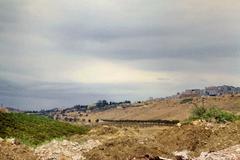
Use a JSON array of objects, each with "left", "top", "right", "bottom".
[{"left": 0, "top": 0, "right": 240, "bottom": 110}]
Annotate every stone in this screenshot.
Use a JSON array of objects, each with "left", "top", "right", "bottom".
[
  {"left": 176, "top": 123, "right": 182, "bottom": 127},
  {"left": 157, "top": 156, "right": 173, "bottom": 160},
  {"left": 194, "top": 145, "right": 240, "bottom": 160},
  {"left": 192, "top": 120, "right": 201, "bottom": 126},
  {"left": 5, "top": 138, "right": 15, "bottom": 144},
  {"left": 34, "top": 139, "right": 102, "bottom": 160},
  {"left": 173, "top": 150, "right": 190, "bottom": 160}
]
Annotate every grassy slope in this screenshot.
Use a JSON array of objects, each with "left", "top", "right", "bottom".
[
  {"left": 0, "top": 112, "right": 89, "bottom": 146},
  {"left": 87, "top": 95, "right": 240, "bottom": 121}
]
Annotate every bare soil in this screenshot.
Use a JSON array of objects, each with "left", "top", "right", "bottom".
[
  {"left": 79, "top": 121, "right": 240, "bottom": 160},
  {"left": 0, "top": 141, "right": 37, "bottom": 160},
  {"left": 1, "top": 121, "right": 240, "bottom": 160}
]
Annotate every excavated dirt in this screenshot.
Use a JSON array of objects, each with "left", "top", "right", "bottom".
[
  {"left": 34, "top": 139, "right": 101, "bottom": 160},
  {"left": 1, "top": 121, "right": 240, "bottom": 160},
  {"left": 81, "top": 121, "right": 240, "bottom": 160},
  {"left": 0, "top": 141, "right": 37, "bottom": 160}
]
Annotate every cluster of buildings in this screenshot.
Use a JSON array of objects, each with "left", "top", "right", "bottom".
[
  {"left": 174, "top": 85, "right": 240, "bottom": 98},
  {"left": 33, "top": 85, "right": 240, "bottom": 122},
  {"left": 10, "top": 85, "right": 240, "bottom": 123},
  {"left": 29, "top": 100, "right": 132, "bottom": 122}
]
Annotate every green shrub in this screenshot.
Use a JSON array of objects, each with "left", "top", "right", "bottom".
[
  {"left": 191, "top": 106, "right": 207, "bottom": 118},
  {"left": 190, "top": 106, "right": 239, "bottom": 123},
  {"left": 0, "top": 112, "right": 89, "bottom": 146},
  {"left": 180, "top": 98, "right": 193, "bottom": 104}
]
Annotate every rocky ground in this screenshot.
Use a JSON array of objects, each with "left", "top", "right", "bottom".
[
  {"left": 194, "top": 145, "right": 240, "bottom": 160},
  {"left": 82, "top": 121, "right": 240, "bottom": 160},
  {"left": 0, "top": 138, "right": 37, "bottom": 160},
  {"left": 34, "top": 139, "right": 101, "bottom": 160},
  {"left": 1, "top": 121, "right": 240, "bottom": 160}
]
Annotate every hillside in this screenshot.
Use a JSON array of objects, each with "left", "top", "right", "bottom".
[
  {"left": 87, "top": 94, "right": 240, "bottom": 122},
  {"left": 1, "top": 96, "right": 240, "bottom": 159},
  {"left": 0, "top": 112, "right": 88, "bottom": 146}
]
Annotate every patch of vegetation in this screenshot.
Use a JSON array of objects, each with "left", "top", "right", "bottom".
[
  {"left": 101, "top": 119, "right": 179, "bottom": 125},
  {"left": 189, "top": 106, "right": 240, "bottom": 123},
  {"left": 0, "top": 112, "right": 89, "bottom": 146},
  {"left": 180, "top": 98, "right": 193, "bottom": 104}
]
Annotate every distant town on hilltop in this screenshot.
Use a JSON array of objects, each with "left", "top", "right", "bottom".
[
  {"left": 168, "top": 85, "right": 240, "bottom": 99},
  {"left": 1, "top": 85, "right": 240, "bottom": 122}
]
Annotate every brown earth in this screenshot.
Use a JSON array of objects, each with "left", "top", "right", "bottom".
[
  {"left": 1, "top": 121, "right": 240, "bottom": 160},
  {"left": 34, "top": 139, "right": 101, "bottom": 160},
  {"left": 0, "top": 107, "right": 8, "bottom": 113},
  {"left": 87, "top": 94, "right": 240, "bottom": 122},
  {"left": 0, "top": 141, "right": 37, "bottom": 160},
  {"left": 1, "top": 95, "right": 240, "bottom": 160},
  {"left": 75, "top": 121, "right": 240, "bottom": 160}
]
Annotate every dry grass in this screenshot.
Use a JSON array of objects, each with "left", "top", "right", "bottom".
[{"left": 87, "top": 94, "right": 240, "bottom": 122}]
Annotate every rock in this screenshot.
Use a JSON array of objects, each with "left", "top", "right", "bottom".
[
  {"left": 173, "top": 150, "right": 190, "bottom": 160},
  {"left": 143, "top": 154, "right": 172, "bottom": 160},
  {"left": 194, "top": 145, "right": 240, "bottom": 160},
  {"left": 194, "top": 152, "right": 209, "bottom": 160},
  {"left": 219, "top": 123, "right": 227, "bottom": 128},
  {"left": 34, "top": 139, "right": 101, "bottom": 160},
  {"left": 0, "top": 137, "right": 4, "bottom": 143},
  {"left": 205, "top": 122, "right": 214, "bottom": 128},
  {"left": 176, "top": 123, "right": 182, "bottom": 127},
  {"left": 5, "top": 138, "right": 16, "bottom": 144},
  {"left": 192, "top": 120, "right": 201, "bottom": 126},
  {"left": 157, "top": 156, "right": 173, "bottom": 160}
]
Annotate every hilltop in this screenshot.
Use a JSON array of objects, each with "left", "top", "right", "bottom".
[
  {"left": 86, "top": 94, "right": 240, "bottom": 123},
  {"left": 1, "top": 92, "right": 240, "bottom": 159},
  {"left": 25, "top": 85, "right": 240, "bottom": 124}
]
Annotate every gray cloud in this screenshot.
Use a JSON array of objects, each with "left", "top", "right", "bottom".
[
  {"left": 0, "top": 0, "right": 240, "bottom": 109},
  {"left": 47, "top": 0, "right": 240, "bottom": 60},
  {"left": 0, "top": 78, "right": 170, "bottom": 110}
]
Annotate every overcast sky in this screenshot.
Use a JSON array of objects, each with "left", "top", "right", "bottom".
[{"left": 0, "top": 0, "right": 240, "bottom": 110}]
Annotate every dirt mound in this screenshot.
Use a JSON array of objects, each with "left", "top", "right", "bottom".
[
  {"left": 83, "top": 121, "right": 240, "bottom": 159},
  {"left": 0, "top": 140, "right": 37, "bottom": 160},
  {"left": 1, "top": 121, "right": 240, "bottom": 160},
  {"left": 34, "top": 139, "right": 101, "bottom": 160}
]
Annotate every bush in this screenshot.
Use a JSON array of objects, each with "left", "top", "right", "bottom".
[
  {"left": 191, "top": 106, "right": 207, "bottom": 118},
  {"left": 180, "top": 98, "right": 193, "bottom": 104},
  {"left": 190, "top": 106, "right": 239, "bottom": 123}
]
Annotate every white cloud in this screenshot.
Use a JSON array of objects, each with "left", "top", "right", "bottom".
[
  {"left": 72, "top": 59, "right": 170, "bottom": 83},
  {"left": 0, "top": 52, "right": 170, "bottom": 84}
]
